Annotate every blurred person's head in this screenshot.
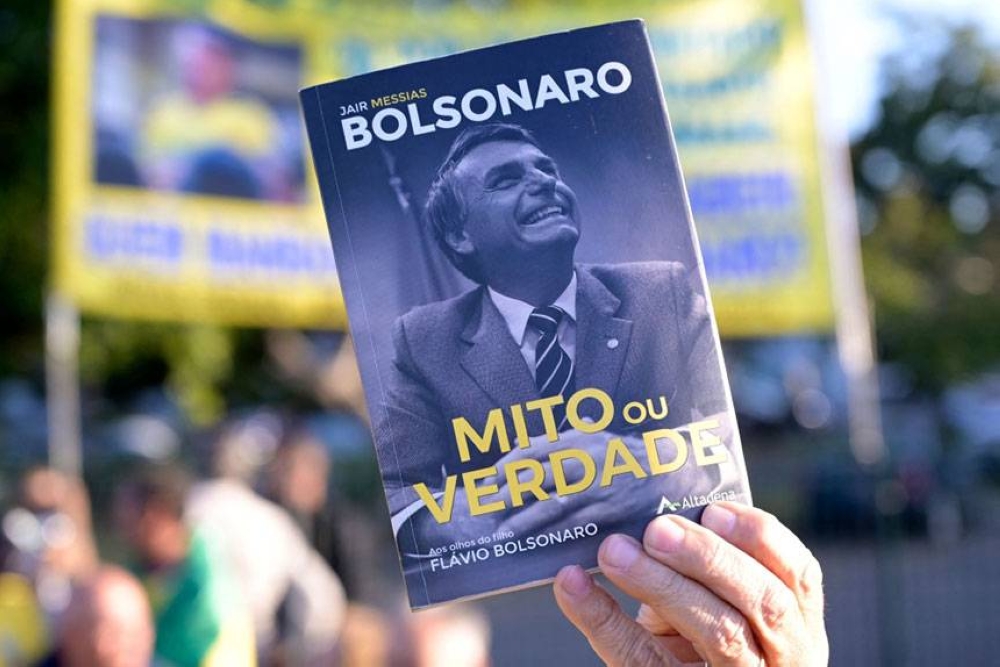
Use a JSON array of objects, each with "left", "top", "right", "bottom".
[
  {"left": 113, "top": 465, "right": 191, "bottom": 570},
  {"left": 270, "top": 429, "right": 331, "bottom": 515},
  {"left": 337, "top": 604, "right": 391, "bottom": 667},
  {"left": 209, "top": 412, "right": 281, "bottom": 484},
  {"left": 175, "top": 23, "right": 236, "bottom": 104},
  {"left": 4, "top": 467, "right": 98, "bottom": 580},
  {"left": 409, "top": 604, "right": 490, "bottom": 667},
  {"left": 58, "top": 566, "right": 154, "bottom": 667}
]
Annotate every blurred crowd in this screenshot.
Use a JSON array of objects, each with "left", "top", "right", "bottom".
[{"left": 0, "top": 418, "right": 491, "bottom": 667}]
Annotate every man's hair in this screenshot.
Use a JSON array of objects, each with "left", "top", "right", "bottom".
[
  {"left": 120, "top": 463, "right": 191, "bottom": 520},
  {"left": 424, "top": 123, "right": 541, "bottom": 283}
]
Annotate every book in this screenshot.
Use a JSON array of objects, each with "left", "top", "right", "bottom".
[{"left": 300, "top": 19, "right": 751, "bottom": 609}]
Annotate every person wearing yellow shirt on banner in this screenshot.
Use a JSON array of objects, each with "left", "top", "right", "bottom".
[{"left": 141, "top": 22, "right": 279, "bottom": 201}]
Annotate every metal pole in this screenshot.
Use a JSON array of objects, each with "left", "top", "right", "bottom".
[
  {"left": 803, "top": 3, "right": 900, "bottom": 666},
  {"left": 45, "top": 291, "right": 82, "bottom": 476},
  {"left": 803, "top": 0, "right": 887, "bottom": 470},
  {"left": 820, "top": 150, "right": 887, "bottom": 468}
]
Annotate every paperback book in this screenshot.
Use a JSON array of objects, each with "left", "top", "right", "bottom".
[{"left": 301, "top": 20, "right": 751, "bottom": 609}]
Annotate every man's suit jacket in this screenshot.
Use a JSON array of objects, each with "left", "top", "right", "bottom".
[{"left": 376, "top": 262, "right": 727, "bottom": 516}]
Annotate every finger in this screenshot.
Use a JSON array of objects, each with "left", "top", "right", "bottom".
[
  {"left": 701, "top": 503, "right": 825, "bottom": 636},
  {"left": 598, "top": 534, "right": 763, "bottom": 666},
  {"left": 554, "top": 565, "right": 683, "bottom": 667},
  {"left": 637, "top": 604, "right": 678, "bottom": 635},
  {"left": 643, "top": 514, "right": 808, "bottom": 663},
  {"left": 636, "top": 605, "right": 703, "bottom": 664}
]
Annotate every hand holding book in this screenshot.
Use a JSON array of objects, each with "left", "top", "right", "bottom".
[{"left": 554, "top": 503, "right": 829, "bottom": 666}]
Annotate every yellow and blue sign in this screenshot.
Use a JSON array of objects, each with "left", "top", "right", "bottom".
[{"left": 53, "top": 0, "right": 342, "bottom": 327}]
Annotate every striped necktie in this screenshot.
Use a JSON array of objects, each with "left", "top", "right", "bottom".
[{"left": 529, "top": 305, "right": 575, "bottom": 430}]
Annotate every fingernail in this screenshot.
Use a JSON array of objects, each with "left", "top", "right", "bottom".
[
  {"left": 702, "top": 503, "right": 736, "bottom": 537},
  {"left": 602, "top": 535, "right": 640, "bottom": 569},
  {"left": 645, "top": 516, "right": 685, "bottom": 553},
  {"left": 558, "top": 565, "right": 591, "bottom": 598}
]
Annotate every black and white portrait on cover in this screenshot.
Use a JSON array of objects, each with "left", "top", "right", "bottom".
[{"left": 380, "top": 123, "right": 736, "bottom": 585}]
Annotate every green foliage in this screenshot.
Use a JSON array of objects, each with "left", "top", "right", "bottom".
[
  {"left": 853, "top": 24, "right": 1000, "bottom": 392},
  {"left": 0, "top": 2, "right": 51, "bottom": 375},
  {"left": 79, "top": 321, "right": 239, "bottom": 425}
]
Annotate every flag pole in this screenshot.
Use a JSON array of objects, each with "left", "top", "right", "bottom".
[{"left": 45, "top": 291, "right": 83, "bottom": 476}]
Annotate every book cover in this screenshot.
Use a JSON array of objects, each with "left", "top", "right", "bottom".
[{"left": 301, "top": 19, "right": 751, "bottom": 609}]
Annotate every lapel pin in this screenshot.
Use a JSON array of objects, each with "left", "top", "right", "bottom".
[{"left": 606, "top": 338, "right": 619, "bottom": 349}]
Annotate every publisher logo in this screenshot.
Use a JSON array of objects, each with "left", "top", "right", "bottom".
[
  {"left": 657, "top": 497, "right": 680, "bottom": 513},
  {"left": 656, "top": 489, "right": 739, "bottom": 514}
]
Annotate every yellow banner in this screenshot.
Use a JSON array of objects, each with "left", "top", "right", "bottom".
[
  {"left": 52, "top": 0, "right": 343, "bottom": 327},
  {"left": 54, "top": 0, "right": 832, "bottom": 334}
]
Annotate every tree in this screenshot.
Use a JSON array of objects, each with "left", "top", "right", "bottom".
[
  {"left": 0, "top": 0, "right": 50, "bottom": 377},
  {"left": 852, "top": 23, "right": 1000, "bottom": 393}
]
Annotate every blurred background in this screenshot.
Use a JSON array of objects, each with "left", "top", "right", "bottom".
[{"left": 1, "top": 0, "right": 998, "bottom": 665}]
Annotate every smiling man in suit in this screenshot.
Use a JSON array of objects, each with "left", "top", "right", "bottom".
[{"left": 379, "top": 123, "right": 734, "bottom": 564}]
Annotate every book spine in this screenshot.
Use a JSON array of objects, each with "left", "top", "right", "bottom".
[
  {"left": 299, "top": 91, "right": 381, "bottom": 456},
  {"left": 300, "top": 87, "right": 346, "bottom": 254}
]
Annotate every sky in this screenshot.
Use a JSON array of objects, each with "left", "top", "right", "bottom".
[{"left": 810, "top": 0, "right": 1000, "bottom": 139}]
